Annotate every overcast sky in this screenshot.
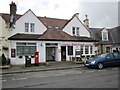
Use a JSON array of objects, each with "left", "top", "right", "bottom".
[{"left": 0, "top": 0, "right": 119, "bottom": 28}]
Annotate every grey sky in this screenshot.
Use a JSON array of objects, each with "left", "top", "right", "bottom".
[
  {"left": 79, "top": 2, "right": 118, "bottom": 28},
  {"left": 0, "top": 0, "right": 119, "bottom": 28}
]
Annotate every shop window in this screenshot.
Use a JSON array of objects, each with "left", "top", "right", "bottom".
[
  {"left": 90, "top": 46, "right": 93, "bottom": 54},
  {"left": 80, "top": 46, "right": 83, "bottom": 54},
  {"left": 75, "top": 50, "right": 81, "bottom": 55},
  {"left": 68, "top": 46, "right": 73, "bottom": 55},
  {"left": 85, "top": 46, "right": 89, "bottom": 54},
  {"left": 16, "top": 43, "right": 36, "bottom": 56},
  {"left": 106, "top": 47, "right": 110, "bottom": 53}
]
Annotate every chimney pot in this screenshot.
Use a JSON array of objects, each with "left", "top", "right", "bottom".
[
  {"left": 83, "top": 14, "right": 89, "bottom": 27},
  {"left": 9, "top": 1, "right": 17, "bottom": 27}
]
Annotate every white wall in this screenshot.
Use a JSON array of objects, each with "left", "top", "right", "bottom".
[
  {"left": 11, "top": 10, "right": 47, "bottom": 36},
  {"left": 9, "top": 40, "right": 96, "bottom": 65},
  {"left": 63, "top": 16, "right": 90, "bottom": 37}
]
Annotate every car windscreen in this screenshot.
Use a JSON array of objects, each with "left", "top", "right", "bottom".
[
  {"left": 113, "top": 53, "right": 120, "bottom": 57},
  {"left": 96, "top": 53, "right": 108, "bottom": 59}
]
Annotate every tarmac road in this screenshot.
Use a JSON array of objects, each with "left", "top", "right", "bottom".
[{"left": 2, "top": 66, "right": 119, "bottom": 88}]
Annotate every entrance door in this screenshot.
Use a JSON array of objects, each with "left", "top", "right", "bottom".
[
  {"left": 46, "top": 47, "right": 56, "bottom": 62},
  {"left": 61, "top": 46, "right": 66, "bottom": 61}
]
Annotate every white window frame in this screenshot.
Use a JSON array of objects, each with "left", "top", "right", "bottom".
[
  {"left": 30, "top": 23, "right": 35, "bottom": 32},
  {"left": 25, "top": 23, "right": 35, "bottom": 33},
  {"left": 25, "top": 23, "right": 29, "bottom": 32},
  {"left": 72, "top": 27, "right": 75, "bottom": 36},
  {"left": 72, "top": 27, "right": 80, "bottom": 36},
  {"left": 76, "top": 27, "right": 79, "bottom": 36},
  {"left": 102, "top": 29, "right": 108, "bottom": 41},
  {"left": 16, "top": 42, "right": 36, "bottom": 56}
]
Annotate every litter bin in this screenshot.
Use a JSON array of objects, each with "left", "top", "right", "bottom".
[{"left": 25, "top": 56, "right": 31, "bottom": 67}]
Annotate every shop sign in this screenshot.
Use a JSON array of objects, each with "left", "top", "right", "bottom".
[{"left": 61, "top": 44, "right": 93, "bottom": 46}]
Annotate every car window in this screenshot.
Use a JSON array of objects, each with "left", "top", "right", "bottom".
[
  {"left": 113, "top": 53, "right": 120, "bottom": 57},
  {"left": 106, "top": 53, "right": 114, "bottom": 58},
  {"left": 97, "top": 53, "right": 108, "bottom": 58}
]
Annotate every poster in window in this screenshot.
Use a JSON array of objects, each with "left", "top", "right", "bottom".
[{"left": 11, "top": 49, "right": 16, "bottom": 58}]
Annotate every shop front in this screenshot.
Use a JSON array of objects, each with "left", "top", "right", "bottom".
[{"left": 8, "top": 39, "right": 97, "bottom": 65}]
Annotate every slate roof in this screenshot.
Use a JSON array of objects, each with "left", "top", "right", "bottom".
[
  {"left": 39, "top": 29, "right": 76, "bottom": 41},
  {"left": 1, "top": 13, "right": 97, "bottom": 42},
  {"left": 0, "top": 13, "right": 21, "bottom": 23},
  {"left": 109, "top": 26, "right": 120, "bottom": 44},
  {"left": 0, "top": 13, "right": 68, "bottom": 30},
  {"left": 39, "top": 17, "right": 68, "bottom": 30},
  {"left": 8, "top": 33, "right": 41, "bottom": 40},
  {"left": 89, "top": 26, "right": 120, "bottom": 45},
  {"left": 8, "top": 29, "right": 97, "bottom": 42}
]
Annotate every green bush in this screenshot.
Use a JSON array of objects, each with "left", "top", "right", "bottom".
[
  {"left": 74, "top": 61, "right": 84, "bottom": 64},
  {"left": 0, "top": 55, "right": 2, "bottom": 65},
  {"left": 1, "top": 54, "right": 7, "bottom": 65}
]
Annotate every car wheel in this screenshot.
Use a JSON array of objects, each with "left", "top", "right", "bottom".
[{"left": 97, "top": 63, "right": 104, "bottom": 69}]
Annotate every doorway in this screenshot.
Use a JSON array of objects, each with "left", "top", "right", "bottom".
[
  {"left": 46, "top": 47, "right": 56, "bottom": 62},
  {"left": 61, "top": 46, "right": 66, "bottom": 61}
]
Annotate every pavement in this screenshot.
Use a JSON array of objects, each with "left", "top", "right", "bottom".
[{"left": 1, "top": 61, "right": 84, "bottom": 75}]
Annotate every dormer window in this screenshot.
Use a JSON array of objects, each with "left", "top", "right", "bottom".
[
  {"left": 30, "top": 23, "right": 35, "bottom": 32},
  {"left": 72, "top": 27, "right": 80, "bottom": 36},
  {"left": 102, "top": 29, "right": 108, "bottom": 41},
  {"left": 25, "top": 23, "right": 29, "bottom": 32},
  {"left": 25, "top": 23, "right": 35, "bottom": 33},
  {"left": 76, "top": 27, "right": 79, "bottom": 36},
  {"left": 72, "top": 27, "right": 75, "bottom": 36}
]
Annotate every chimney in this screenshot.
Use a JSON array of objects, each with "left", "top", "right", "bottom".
[
  {"left": 83, "top": 15, "right": 89, "bottom": 27},
  {"left": 9, "top": 1, "right": 17, "bottom": 28},
  {"left": 73, "top": 13, "right": 79, "bottom": 18}
]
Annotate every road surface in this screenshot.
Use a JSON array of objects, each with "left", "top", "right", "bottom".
[{"left": 2, "top": 66, "right": 119, "bottom": 88}]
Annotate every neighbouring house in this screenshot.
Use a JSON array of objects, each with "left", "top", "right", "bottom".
[
  {"left": 89, "top": 26, "right": 120, "bottom": 54},
  {"left": 0, "top": 14, "right": 10, "bottom": 57},
  {"left": 0, "top": 2, "right": 98, "bottom": 65}
]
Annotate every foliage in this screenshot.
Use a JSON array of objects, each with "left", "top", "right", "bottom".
[
  {"left": 0, "top": 54, "right": 7, "bottom": 65},
  {"left": 18, "top": 56, "right": 23, "bottom": 58},
  {"left": 74, "top": 61, "right": 84, "bottom": 64},
  {"left": 2, "top": 46, "right": 8, "bottom": 50}
]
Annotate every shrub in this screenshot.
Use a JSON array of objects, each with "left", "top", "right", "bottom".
[
  {"left": 1, "top": 54, "right": 7, "bottom": 65},
  {"left": 0, "top": 55, "right": 2, "bottom": 65},
  {"left": 18, "top": 56, "right": 23, "bottom": 58}
]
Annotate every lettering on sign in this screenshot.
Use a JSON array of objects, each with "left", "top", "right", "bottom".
[{"left": 61, "top": 44, "right": 93, "bottom": 46}]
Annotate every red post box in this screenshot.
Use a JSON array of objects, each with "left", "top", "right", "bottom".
[{"left": 34, "top": 51, "right": 39, "bottom": 65}]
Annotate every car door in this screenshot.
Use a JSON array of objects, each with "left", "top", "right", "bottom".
[
  {"left": 113, "top": 53, "right": 120, "bottom": 66},
  {"left": 104, "top": 53, "right": 114, "bottom": 66}
]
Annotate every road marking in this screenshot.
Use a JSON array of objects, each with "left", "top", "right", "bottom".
[
  {"left": 2, "top": 80, "right": 7, "bottom": 82},
  {"left": 12, "top": 78, "right": 17, "bottom": 80},
  {"left": 112, "top": 68, "right": 118, "bottom": 70},
  {"left": 12, "top": 78, "right": 27, "bottom": 81},
  {"left": 19, "top": 78, "right": 27, "bottom": 80},
  {"left": 87, "top": 70, "right": 95, "bottom": 73},
  {"left": 99, "top": 70, "right": 106, "bottom": 72},
  {"left": 98, "top": 70, "right": 105, "bottom": 72}
]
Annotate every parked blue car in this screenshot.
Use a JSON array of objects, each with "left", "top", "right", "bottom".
[{"left": 84, "top": 52, "right": 120, "bottom": 69}]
